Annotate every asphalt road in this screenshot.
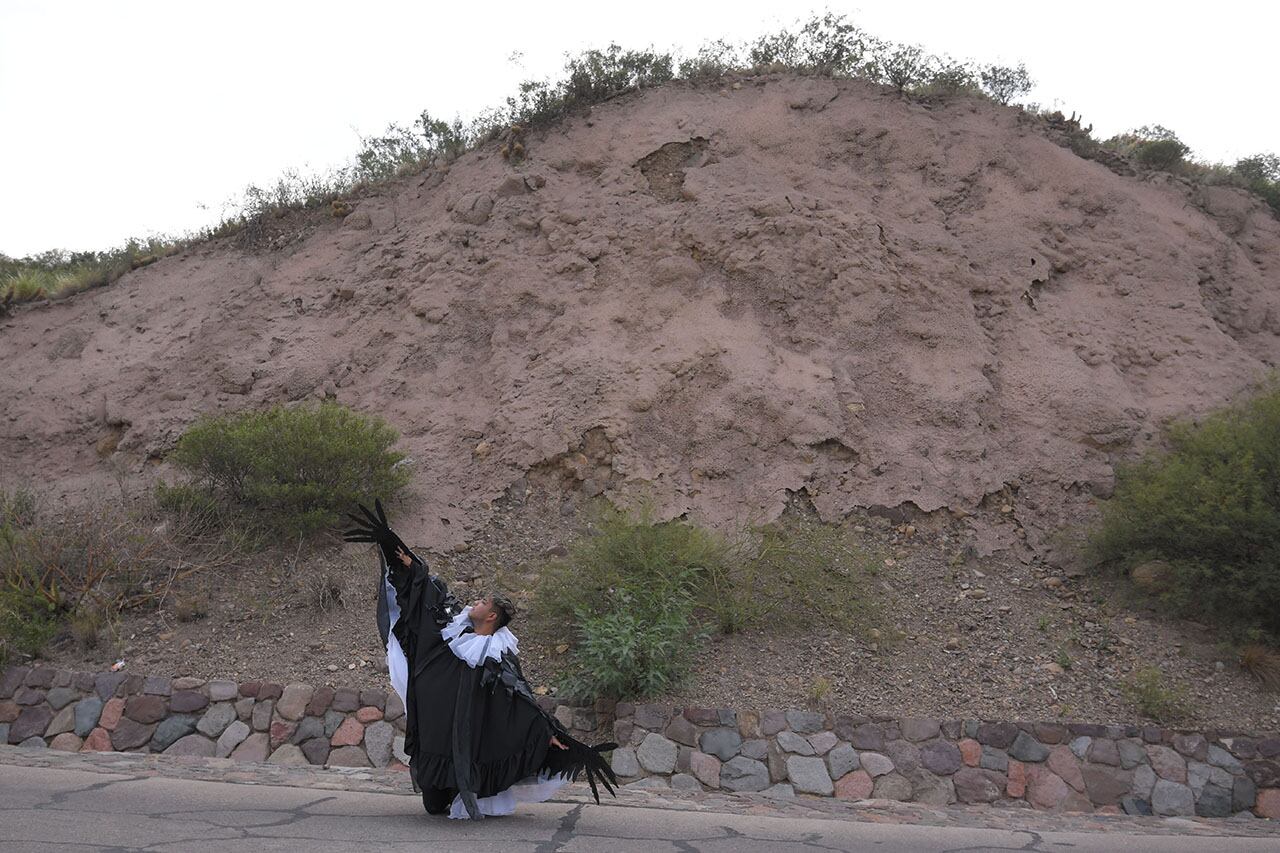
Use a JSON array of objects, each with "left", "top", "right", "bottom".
[{"left": 1, "top": 763, "right": 1276, "bottom": 852}]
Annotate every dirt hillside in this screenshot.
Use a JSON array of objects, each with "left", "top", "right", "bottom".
[{"left": 3, "top": 74, "right": 1279, "bottom": 564}]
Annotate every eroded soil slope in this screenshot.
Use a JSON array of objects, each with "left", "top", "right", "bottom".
[{"left": 3, "top": 75, "right": 1279, "bottom": 563}]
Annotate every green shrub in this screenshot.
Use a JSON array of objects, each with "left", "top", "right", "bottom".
[
  {"left": 537, "top": 506, "right": 881, "bottom": 699},
  {"left": 559, "top": 589, "right": 700, "bottom": 701},
  {"left": 1, "top": 239, "right": 180, "bottom": 307},
  {"left": 1232, "top": 153, "right": 1280, "bottom": 216},
  {"left": 706, "top": 516, "right": 880, "bottom": 635},
  {"left": 917, "top": 57, "right": 981, "bottom": 97},
  {"left": 1135, "top": 138, "right": 1190, "bottom": 170},
  {"left": 979, "top": 63, "right": 1034, "bottom": 104},
  {"left": 873, "top": 43, "right": 930, "bottom": 92},
  {"left": 1088, "top": 384, "right": 1280, "bottom": 636},
  {"left": 1103, "top": 125, "right": 1190, "bottom": 172},
  {"left": 0, "top": 585, "right": 59, "bottom": 665},
  {"left": 167, "top": 401, "right": 410, "bottom": 538},
  {"left": 1122, "top": 666, "right": 1193, "bottom": 722}
]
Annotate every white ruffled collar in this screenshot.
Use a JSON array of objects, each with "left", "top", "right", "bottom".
[{"left": 440, "top": 606, "right": 518, "bottom": 668}]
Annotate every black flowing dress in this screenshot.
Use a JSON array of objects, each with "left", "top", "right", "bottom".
[
  {"left": 346, "top": 499, "right": 615, "bottom": 820},
  {"left": 382, "top": 552, "right": 555, "bottom": 816}
]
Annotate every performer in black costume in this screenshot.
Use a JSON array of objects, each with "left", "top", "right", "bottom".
[{"left": 343, "top": 500, "right": 617, "bottom": 819}]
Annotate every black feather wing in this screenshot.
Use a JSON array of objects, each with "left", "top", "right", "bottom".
[
  {"left": 341, "top": 499, "right": 410, "bottom": 566},
  {"left": 541, "top": 730, "right": 619, "bottom": 803},
  {"left": 481, "top": 651, "right": 619, "bottom": 803}
]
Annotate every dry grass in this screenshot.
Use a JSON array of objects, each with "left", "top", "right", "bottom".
[{"left": 1239, "top": 643, "right": 1280, "bottom": 690}]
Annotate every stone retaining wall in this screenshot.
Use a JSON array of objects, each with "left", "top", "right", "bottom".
[
  {"left": 3, "top": 665, "right": 1277, "bottom": 819},
  {"left": 607, "top": 704, "right": 1280, "bottom": 820},
  {"left": 0, "top": 664, "right": 608, "bottom": 772}
]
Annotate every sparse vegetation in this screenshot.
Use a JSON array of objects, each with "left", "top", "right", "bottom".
[
  {"left": 979, "top": 63, "right": 1034, "bottom": 104},
  {"left": 537, "top": 506, "right": 881, "bottom": 700},
  {"left": 173, "top": 595, "right": 207, "bottom": 623},
  {"left": 1087, "top": 383, "right": 1280, "bottom": 638},
  {"left": 1122, "top": 666, "right": 1193, "bottom": 722},
  {"left": 809, "top": 676, "right": 833, "bottom": 706},
  {"left": 165, "top": 401, "right": 410, "bottom": 539},
  {"left": 307, "top": 567, "right": 348, "bottom": 612},
  {"left": 1239, "top": 643, "right": 1280, "bottom": 690},
  {"left": 0, "top": 482, "right": 254, "bottom": 663},
  {"left": 1102, "top": 124, "right": 1192, "bottom": 171}
]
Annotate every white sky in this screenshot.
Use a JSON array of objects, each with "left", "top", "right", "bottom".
[{"left": 1, "top": 1, "right": 1275, "bottom": 258}]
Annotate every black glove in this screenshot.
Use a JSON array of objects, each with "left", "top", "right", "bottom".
[{"left": 341, "top": 498, "right": 410, "bottom": 566}]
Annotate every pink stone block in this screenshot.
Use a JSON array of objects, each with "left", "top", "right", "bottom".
[
  {"left": 330, "top": 717, "right": 364, "bottom": 747},
  {"left": 99, "top": 698, "right": 124, "bottom": 731},
  {"left": 690, "top": 750, "right": 721, "bottom": 788},
  {"left": 1007, "top": 759, "right": 1026, "bottom": 798},
  {"left": 80, "top": 727, "right": 111, "bottom": 752},
  {"left": 355, "top": 706, "right": 383, "bottom": 724},
  {"left": 958, "top": 738, "right": 981, "bottom": 767},
  {"left": 1047, "top": 745, "right": 1085, "bottom": 793},
  {"left": 835, "top": 770, "right": 873, "bottom": 800},
  {"left": 49, "top": 732, "right": 82, "bottom": 752},
  {"left": 1025, "top": 765, "right": 1070, "bottom": 811},
  {"left": 1255, "top": 788, "right": 1280, "bottom": 820}
]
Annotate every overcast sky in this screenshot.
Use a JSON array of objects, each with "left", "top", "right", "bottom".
[{"left": 1, "top": 1, "right": 1275, "bottom": 258}]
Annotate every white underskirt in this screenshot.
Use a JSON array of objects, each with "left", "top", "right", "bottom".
[{"left": 448, "top": 771, "right": 568, "bottom": 819}]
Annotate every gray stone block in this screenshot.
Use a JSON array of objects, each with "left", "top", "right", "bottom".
[
  {"left": 45, "top": 687, "right": 78, "bottom": 710},
  {"left": 1152, "top": 779, "right": 1194, "bottom": 816},
  {"left": 207, "top": 680, "right": 238, "bottom": 702},
  {"left": 1232, "top": 775, "right": 1256, "bottom": 812},
  {"left": 899, "top": 717, "right": 940, "bottom": 742},
  {"left": 720, "top": 756, "right": 769, "bottom": 792},
  {"left": 1132, "top": 764, "right": 1157, "bottom": 798},
  {"left": 73, "top": 697, "right": 103, "bottom": 738},
  {"left": 637, "top": 733, "right": 678, "bottom": 774},
  {"left": 1117, "top": 739, "right": 1148, "bottom": 769},
  {"left": 164, "top": 734, "right": 215, "bottom": 758},
  {"left": 1207, "top": 744, "right": 1243, "bottom": 774},
  {"left": 1008, "top": 731, "right": 1049, "bottom": 763},
  {"left": 671, "top": 773, "right": 702, "bottom": 791},
  {"left": 267, "top": 743, "right": 309, "bottom": 765},
  {"left": 808, "top": 731, "right": 838, "bottom": 755},
  {"left": 196, "top": 703, "right": 237, "bottom": 738},
  {"left": 883, "top": 739, "right": 920, "bottom": 773},
  {"left": 787, "top": 755, "right": 834, "bottom": 795},
  {"left": 364, "top": 721, "right": 395, "bottom": 767},
  {"left": 699, "top": 727, "right": 741, "bottom": 761},
  {"left": 859, "top": 751, "right": 894, "bottom": 777},
  {"left": 909, "top": 768, "right": 956, "bottom": 806},
  {"left": 776, "top": 730, "right": 815, "bottom": 755},
  {"left": 979, "top": 745, "right": 1009, "bottom": 772},
  {"left": 826, "top": 743, "right": 859, "bottom": 780},
  {"left": 919, "top": 740, "right": 962, "bottom": 775},
  {"left": 786, "top": 710, "right": 825, "bottom": 734},
  {"left": 872, "top": 771, "right": 912, "bottom": 800},
  {"left": 1196, "top": 783, "right": 1233, "bottom": 817},
  {"left": 215, "top": 720, "right": 250, "bottom": 758},
  {"left": 1121, "top": 797, "right": 1153, "bottom": 816},
  {"left": 611, "top": 746, "right": 641, "bottom": 777},
  {"left": 151, "top": 715, "right": 198, "bottom": 752}
]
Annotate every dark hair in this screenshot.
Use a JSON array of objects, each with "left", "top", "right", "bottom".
[{"left": 491, "top": 593, "right": 516, "bottom": 629}]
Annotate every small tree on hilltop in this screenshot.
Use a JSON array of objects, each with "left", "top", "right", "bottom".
[{"left": 980, "top": 63, "right": 1034, "bottom": 104}]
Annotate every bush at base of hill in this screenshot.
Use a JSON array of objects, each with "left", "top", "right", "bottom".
[
  {"left": 1089, "top": 383, "right": 1280, "bottom": 639},
  {"left": 166, "top": 400, "right": 410, "bottom": 539}
]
